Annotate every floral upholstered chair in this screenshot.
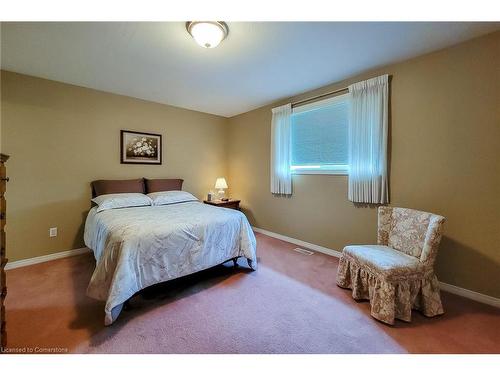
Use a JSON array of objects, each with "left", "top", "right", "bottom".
[{"left": 336, "top": 206, "right": 446, "bottom": 325}]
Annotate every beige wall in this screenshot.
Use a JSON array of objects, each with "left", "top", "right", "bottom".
[
  {"left": 228, "top": 31, "right": 500, "bottom": 297},
  {"left": 1, "top": 71, "right": 229, "bottom": 261}
]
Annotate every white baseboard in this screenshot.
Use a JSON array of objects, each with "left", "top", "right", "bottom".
[
  {"left": 252, "top": 226, "right": 500, "bottom": 309},
  {"left": 5, "top": 247, "right": 91, "bottom": 270},
  {"left": 252, "top": 226, "right": 342, "bottom": 258},
  {"left": 439, "top": 282, "right": 500, "bottom": 309}
]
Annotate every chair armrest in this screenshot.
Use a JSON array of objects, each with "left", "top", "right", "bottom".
[
  {"left": 419, "top": 215, "right": 446, "bottom": 267},
  {"left": 377, "top": 206, "right": 393, "bottom": 245}
]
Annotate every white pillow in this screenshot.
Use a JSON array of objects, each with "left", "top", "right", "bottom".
[
  {"left": 147, "top": 190, "right": 198, "bottom": 206},
  {"left": 92, "top": 193, "right": 152, "bottom": 213}
]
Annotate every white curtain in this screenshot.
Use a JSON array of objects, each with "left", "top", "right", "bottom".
[
  {"left": 270, "top": 103, "right": 292, "bottom": 195},
  {"left": 348, "top": 74, "right": 389, "bottom": 204}
]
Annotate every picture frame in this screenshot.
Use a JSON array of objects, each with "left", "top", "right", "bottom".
[{"left": 120, "top": 130, "right": 162, "bottom": 165}]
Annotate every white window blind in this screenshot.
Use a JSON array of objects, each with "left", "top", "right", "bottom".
[{"left": 291, "top": 94, "right": 348, "bottom": 174}]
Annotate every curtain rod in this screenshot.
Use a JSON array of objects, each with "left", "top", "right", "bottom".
[{"left": 291, "top": 86, "right": 349, "bottom": 108}]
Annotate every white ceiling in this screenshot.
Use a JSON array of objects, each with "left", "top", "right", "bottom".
[{"left": 1, "top": 22, "right": 498, "bottom": 117}]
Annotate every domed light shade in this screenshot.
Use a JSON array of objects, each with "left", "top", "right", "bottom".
[{"left": 186, "top": 21, "right": 229, "bottom": 48}]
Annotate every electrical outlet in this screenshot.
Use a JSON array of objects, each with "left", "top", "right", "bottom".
[{"left": 49, "top": 227, "right": 58, "bottom": 237}]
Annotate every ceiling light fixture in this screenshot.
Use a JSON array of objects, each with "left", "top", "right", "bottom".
[{"left": 186, "top": 21, "right": 229, "bottom": 49}]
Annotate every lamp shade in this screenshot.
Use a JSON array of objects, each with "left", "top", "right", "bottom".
[{"left": 215, "top": 177, "right": 228, "bottom": 189}]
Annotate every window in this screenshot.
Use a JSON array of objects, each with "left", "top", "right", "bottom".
[{"left": 291, "top": 94, "right": 349, "bottom": 174}]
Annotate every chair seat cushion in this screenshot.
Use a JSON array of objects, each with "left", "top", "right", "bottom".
[{"left": 343, "top": 245, "right": 424, "bottom": 279}]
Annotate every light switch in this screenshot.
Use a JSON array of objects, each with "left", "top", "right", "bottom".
[{"left": 49, "top": 227, "right": 58, "bottom": 237}]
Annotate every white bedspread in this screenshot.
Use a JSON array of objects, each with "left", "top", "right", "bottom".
[{"left": 84, "top": 201, "right": 257, "bottom": 325}]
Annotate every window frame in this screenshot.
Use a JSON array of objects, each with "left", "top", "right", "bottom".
[{"left": 290, "top": 93, "right": 349, "bottom": 176}]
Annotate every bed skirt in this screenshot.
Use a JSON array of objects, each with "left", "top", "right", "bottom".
[{"left": 336, "top": 254, "right": 444, "bottom": 325}]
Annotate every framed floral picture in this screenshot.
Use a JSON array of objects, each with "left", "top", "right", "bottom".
[{"left": 120, "top": 130, "right": 162, "bottom": 164}]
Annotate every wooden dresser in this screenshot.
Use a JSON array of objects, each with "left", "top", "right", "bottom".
[{"left": 0, "top": 153, "right": 9, "bottom": 350}]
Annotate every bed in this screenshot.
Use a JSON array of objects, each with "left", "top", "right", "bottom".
[{"left": 84, "top": 178, "right": 257, "bottom": 325}]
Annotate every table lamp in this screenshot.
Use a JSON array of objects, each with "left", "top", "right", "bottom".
[{"left": 215, "top": 177, "right": 228, "bottom": 200}]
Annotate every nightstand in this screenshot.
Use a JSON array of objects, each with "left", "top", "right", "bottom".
[{"left": 203, "top": 199, "right": 241, "bottom": 211}]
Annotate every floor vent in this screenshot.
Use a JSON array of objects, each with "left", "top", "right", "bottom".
[{"left": 293, "top": 247, "right": 314, "bottom": 256}]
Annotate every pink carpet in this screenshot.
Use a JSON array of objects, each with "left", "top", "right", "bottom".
[{"left": 5, "top": 233, "right": 500, "bottom": 353}]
